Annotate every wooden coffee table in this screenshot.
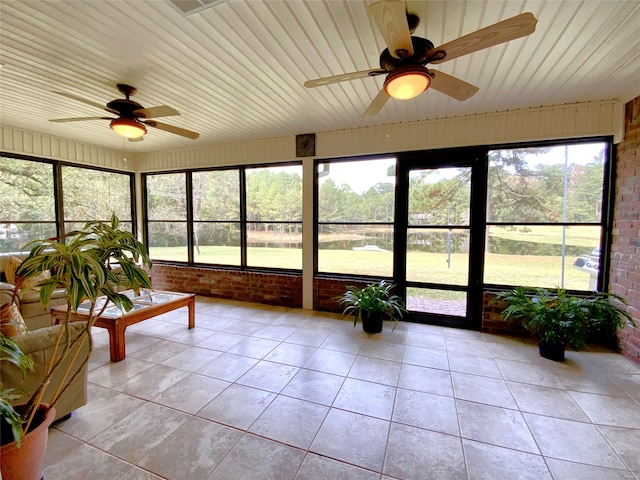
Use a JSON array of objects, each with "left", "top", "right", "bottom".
[{"left": 52, "top": 289, "right": 195, "bottom": 362}]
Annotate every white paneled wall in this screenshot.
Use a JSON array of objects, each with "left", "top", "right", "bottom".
[
  {"left": 134, "top": 101, "right": 624, "bottom": 171},
  {"left": 0, "top": 126, "right": 134, "bottom": 172},
  {"left": 2, "top": 101, "right": 624, "bottom": 172}
]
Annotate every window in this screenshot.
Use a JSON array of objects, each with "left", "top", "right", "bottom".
[
  {"left": 0, "top": 156, "right": 56, "bottom": 251},
  {"left": 317, "top": 158, "right": 396, "bottom": 277},
  {"left": 246, "top": 165, "right": 302, "bottom": 269},
  {"left": 143, "top": 163, "right": 303, "bottom": 271},
  {"left": 145, "top": 173, "right": 188, "bottom": 262},
  {"left": 0, "top": 154, "right": 135, "bottom": 254},
  {"left": 62, "top": 165, "right": 133, "bottom": 232},
  {"left": 484, "top": 142, "right": 607, "bottom": 290},
  {"left": 193, "top": 170, "right": 241, "bottom": 266}
]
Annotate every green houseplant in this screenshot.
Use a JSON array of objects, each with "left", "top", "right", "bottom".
[
  {"left": 337, "top": 280, "right": 406, "bottom": 333},
  {"left": 0, "top": 214, "right": 152, "bottom": 479},
  {"left": 496, "top": 286, "right": 633, "bottom": 361}
]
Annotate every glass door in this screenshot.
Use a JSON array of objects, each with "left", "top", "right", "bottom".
[{"left": 396, "top": 151, "right": 485, "bottom": 329}]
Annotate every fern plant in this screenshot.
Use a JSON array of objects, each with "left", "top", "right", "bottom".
[{"left": 336, "top": 280, "right": 406, "bottom": 331}]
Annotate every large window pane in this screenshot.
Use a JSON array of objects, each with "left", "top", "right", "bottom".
[
  {"left": 193, "top": 170, "right": 239, "bottom": 221},
  {"left": 62, "top": 166, "right": 131, "bottom": 223},
  {"left": 146, "top": 173, "right": 187, "bottom": 262},
  {"left": 0, "top": 156, "right": 55, "bottom": 251},
  {"left": 246, "top": 165, "right": 302, "bottom": 269},
  {"left": 408, "top": 167, "right": 471, "bottom": 226},
  {"left": 484, "top": 225, "right": 602, "bottom": 290},
  {"left": 486, "top": 142, "right": 607, "bottom": 290},
  {"left": 407, "top": 228, "right": 469, "bottom": 285},
  {"left": 318, "top": 224, "right": 393, "bottom": 276},
  {"left": 488, "top": 143, "right": 605, "bottom": 223},
  {"left": 319, "top": 159, "right": 395, "bottom": 222},
  {"left": 247, "top": 223, "right": 302, "bottom": 269},
  {"left": 194, "top": 222, "right": 241, "bottom": 266},
  {"left": 318, "top": 158, "right": 396, "bottom": 276}
]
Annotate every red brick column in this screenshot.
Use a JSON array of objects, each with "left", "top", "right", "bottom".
[{"left": 611, "top": 96, "right": 640, "bottom": 364}]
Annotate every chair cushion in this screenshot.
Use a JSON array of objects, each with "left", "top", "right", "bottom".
[{"left": 0, "top": 302, "right": 28, "bottom": 337}]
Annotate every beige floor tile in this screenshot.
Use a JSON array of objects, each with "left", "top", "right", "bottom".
[
  {"left": 320, "top": 332, "right": 366, "bottom": 354},
  {"left": 127, "top": 339, "right": 190, "bottom": 363},
  {"left": 138, "top": 417, "right": 242, "bottom": 479},
  {"left": 253, "top": 324, "right": 298, "bottom": 341},
  {"left": 284, "top": 327, "right": 330, "bottom": 347},
  {"left": 463, "top": 439, "right": 552, "bottom": 480},
  {"left": 397, "top": 363, "right": 453, "bottom": 396},
  {"left": 197, "top": 383, "right": 276, "bottom": 429},
  {"left": 249, "top": 395, "right": 329, "bottom": 449},
  {"left": 196, "top": 331, "right": 247, "bottom": 351},
  {"left": 358, "top": 339, "right": 405, "bottom": 362},
  {"left": 264, "top": 342, "right": 318, "bottom": 366},
  {"left": 545, "top": 458, "right": 636, "bottom": 479},
  {"left": 456, "top": 400, "right": 539, "bottom": 453},
  {"left": 117, "top": 364, "right": 191, "bottom": 399},
  {"left": 452, "top": 372, "right": 517, "bottom": 409},
  {"left": 162, "top": 345, "right": 223, "bottom": 371},
  {"left": 197, "top": 352, "right": 259, "bottom": 381},
  {"left": 445, "top": 337, "right": 493, "bottom": 357},
  {"left": 227, "top": 336, "right": 280, "bottom": 359},
  {"left": 303, "top": 348, "right": 356, "bottom": 376},
  {"left": 384, "top": 422, "right": 466, "bottom": 480},
  {"left": 598, "top": 425, "right": 640, "bottom": 473},
  {"left": 508, "top": 381, "right": 590, "bottom": 421},
  {"left": 166, "top": 327, "right": 217, "bottom": 346},
  {"left": 295, "top": 453, "right": 379, "bottom": 480},
  {"left": 393, "top": 388, "right": 459, "bottom": 435},
  {"left": 551, "top": 366, "right": 629, "bottom": 396},
  {"left": 523, "top": 412, "right": 626, "bottom": 469},
  {"left": 236, "top": 360, "right": 299, "bottom": 392},
  {"left": 403, "top": 344, "right": 450, "bottom": 370},
  {"left": 311, "top": 409, "right": 389, "bottom": 472},
  {"left": 348, "top": 355, "right": 401, "bottom": 386},
  {"left": 570, "top": 391, "right": 640, "bottom": 428},
  {"left": 611, "top": 373, "right": 640, "bottom": 400},
  {"left": 405, "top": 330, "right": 447, "bottom": 350},
  {"left": 208, "top": 434, "right": 306, "bottom": 480},
  {"left": 333, "top": 378, "right": 396, "bottom": 420},
  {"left": 154, "top": 373, "right": 230, "bottom": 414},
  {"left": 495, "top": 358, "right": 565, "bottom": 388},
  {"left": 90, "top": 402, "right": 190, "bottom": 464},
  {"left": 221, "top": 319, "right": 269, "bottom": 335},
  {"left": 281, "top": 368, "right": 345, "bottom": 405},
  {"left": 43, "top": 442, "right": 135, "bottom": 480},
  {"left": 54, "top": 384, "right": 146, "bottom": 441},
  {"left": 448, "top": 351, "right": 503, "bottom": 378}
]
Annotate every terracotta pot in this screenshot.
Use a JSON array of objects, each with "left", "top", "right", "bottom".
[
  {"left": 362, "top": 311, "right": 383, "bottom": 333},
  {"left": 1, "top": 404, "right": 56, "bottom": 480}
]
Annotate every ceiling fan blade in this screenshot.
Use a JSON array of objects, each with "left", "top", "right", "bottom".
[
  {"left": 49, "top": 116, "right": 113, "bottom": 123},
  {"left": 133, "top": 105, "right": 180, "bottom": 119},
  {"left": 430, "top": 12, "right": 537, "bottom": 64},
  {"left": 304, "top": 69, "right": 386, "bottom": 88},
  {"left": 52, "top": 91, "right": 118, "bottom": 115},
  {"left": 362, "top": 89, "right": 390, "bottom": 117},
  {"left": 369, "top": 0, "right": 413, "bottom": 59},
  {"left": 429, "top": 70, "right": 479, "bottom": 101},
  {"left": 143, "top": 120, "right": 199, "bottom": 139}
]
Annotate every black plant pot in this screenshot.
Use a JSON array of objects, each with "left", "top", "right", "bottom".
[
  {"left": 361, "top": 311, "right": 383, "bottom": 334},
  {"left": 538, "top": 339, "right": 565, "bottom": 361}
]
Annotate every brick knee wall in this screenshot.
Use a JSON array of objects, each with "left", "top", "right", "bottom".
[
  {"left": 149, "top": 264, "right": 303, "bottom": 308},
  {"left": 611, "top": 96, "right": 640, "bottom": 364}
]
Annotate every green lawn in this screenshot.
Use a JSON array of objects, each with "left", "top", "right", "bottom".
[
  {"left": 150, "top": 246, "right": 594, "bottom": 291},
  {"left": 489, "top": 225, "right": 600, "bottom": 247}
]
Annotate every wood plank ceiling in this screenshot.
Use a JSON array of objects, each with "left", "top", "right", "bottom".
[{"left": 0, "top": 0, "right": 639, "bottom": 154}]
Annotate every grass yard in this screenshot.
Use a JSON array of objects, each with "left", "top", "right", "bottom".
[{"left": 150, "top": 246, "right": 595, "bottom": 291}]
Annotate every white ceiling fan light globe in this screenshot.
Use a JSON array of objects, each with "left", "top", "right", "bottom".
[{"left": 384, "top": 66, "right": 432, "bottom": 100}]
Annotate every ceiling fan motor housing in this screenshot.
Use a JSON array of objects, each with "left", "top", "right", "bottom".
[
  {"left": 107, "top": 99, "right": 145, "bottom": 118},
  {"left": 379, "top": 37, "right": 435, "bottom": 71}
]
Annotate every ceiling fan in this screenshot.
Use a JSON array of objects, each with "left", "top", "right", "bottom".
[
  {"left": 304, "top": 0, "right": 537, "bottom": 117},
  {"left": 49, "top": 84, "right": 199, "bottom": 141}
]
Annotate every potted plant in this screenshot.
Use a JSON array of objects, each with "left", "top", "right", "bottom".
[
  {"left": 336, "top": 280, "right": 406, "bottom": 333},
  {"left": 496, "top": 286, "right": 633, "bottom": 361},
  {"left": 0, "top": 214, "right": 152, "bottom": 480}
]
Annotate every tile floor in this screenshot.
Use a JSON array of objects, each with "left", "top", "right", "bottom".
[{"left": 43, "top": 296, "right": 640, "bottom": 479}]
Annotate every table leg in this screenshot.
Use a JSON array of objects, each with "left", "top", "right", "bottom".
[
  {"left": 108, "top": 323, "right": 127, "bottom": 362},
  {"left": 188, "top": 297, "right": 195, "bottom": 329}
]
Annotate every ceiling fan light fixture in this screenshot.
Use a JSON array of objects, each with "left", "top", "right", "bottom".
[
  {"left": 384, "top": 65, "right": 432, "bottom": 100},
  {"left": 110, "top": 118, "right": 146, "bottom": 138}
]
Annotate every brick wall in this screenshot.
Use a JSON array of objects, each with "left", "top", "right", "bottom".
[
  {"left": 313, "top": 277, "right": 372, "bottom": 313},
  {"left": 481, "top": 291, "right": 528, "bottom": 337},
  {"left": 149, "top": 264, "right": 302, "bottom": 308},
  {"left": 611, "top": 96, "right": 640, "bottom": 364}
]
